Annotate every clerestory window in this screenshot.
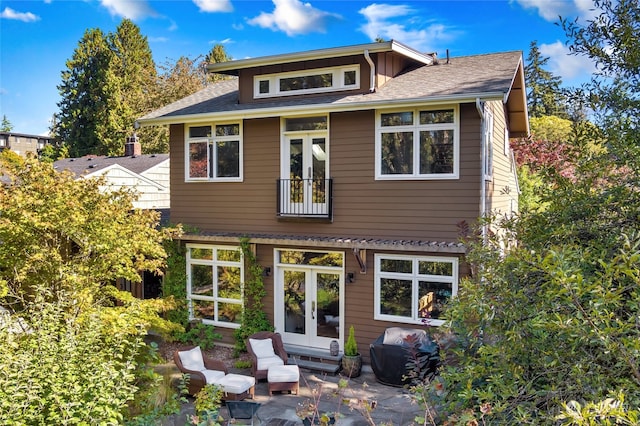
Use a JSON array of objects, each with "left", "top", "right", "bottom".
[{"left": 255, "top": 66, "right": 359, "bottom": 98}]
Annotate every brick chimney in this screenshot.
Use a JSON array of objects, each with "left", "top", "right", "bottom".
[{"left": 125, "top": 134, "right": 142, "bottom": 157}]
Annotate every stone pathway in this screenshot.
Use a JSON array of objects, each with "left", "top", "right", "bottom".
[{"left": 158, "top": 364, "right": 423, "bottom": 426}]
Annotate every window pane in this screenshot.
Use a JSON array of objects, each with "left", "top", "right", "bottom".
[
  {"left": 418, "top": 281, "right": 452, "bottom": 319},
  {"left": 189, "top": 126, "right": 211, "bottom": 138},
  {"left": 420, "top": 130, "right": 454, "bottom": 174},
  {"left": 215, "top": 140, "right": 240, "bottom": 177},
  {"left": 191, "top": 247, "right": 213, "bottom": 260},
  {"left": 380, "top": 278, "right": 412, "bottom": 316},
  {"left": 381, "top": 132, "right": 413, "bottom": 175},
  {"left": 191, "top": 264, "right": 213, "bottom": 296},
  {"left": 217, "top": 266, "right": 241, "bottom": 299},
  {"left": 279, "top": 250, "right": 342, "bottom": 267},
  {"left": 189, "top": 142, "right": 209, "bottom": 178},
  {"left": 418, "top": 260, "right": 453, "bottom": 276},
  {"left": 259, "top": 80, "right": 269, "bottom": 94},
  {"left": 419, "top": 110, "right": 454, "bottom": 124},
  {"left": 344, "top": 70, "right": 356, "bottom": 86},
  {"left": 380, "top": 258, "right": 412, "bottom": 273},
  {"left": 218, "top": 302, "right": 242, "bottom": 324},
  {"left": 215, "top": 124, "right": 239, "bottom": 137},
  {"left": 192, "top": 299, "right": 215, "bottom": 321},
  {"left": 280, "top": 73, "right": 332, "bottom": 92},
  {"left": 285, "top": 116, "right": 327, "bottom": 131},
  {"left": 217, "top": 248, "right": 241, "bottom": 262},
  {"left": 381, "top": 112, "right": 413, "bottom": 126}
]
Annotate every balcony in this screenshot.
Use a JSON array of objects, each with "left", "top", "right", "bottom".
[{"left": 277, "top": 178, "right": 333, "bottom": 220}]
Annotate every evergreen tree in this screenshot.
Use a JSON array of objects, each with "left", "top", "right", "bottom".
[
  {"left": 0, "top": 115, "right": 12, "bottom": 132},
  {"left": 204, "top": 44, "right": 232, "bottom": 83},
  {"left": 107, "top": 19, "right": 157, "bottom": 155},
  {"left": 525, "top": 40, "right": 566, "bottom": 118},
  {"left": 56, "top": 28, "right": 116, "bottom": 157}
]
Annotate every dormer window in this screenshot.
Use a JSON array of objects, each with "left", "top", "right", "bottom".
[{"left": 255, "top": 65, "right": 359, "bottom": 98}]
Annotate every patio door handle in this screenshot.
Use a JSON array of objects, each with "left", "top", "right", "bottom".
[
  {"left": 311, "top": 300, "right": 315, "bottom": 319},
  {"left": 307, "top": 167, "right": 312, "bottom": 185}
]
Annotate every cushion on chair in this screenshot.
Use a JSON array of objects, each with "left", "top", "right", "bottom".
[
  {"left": 249, "top": 338, "right": 276, "bottom": 359},
  {"left": 178, "top": 346, "right": 206, "bottom": 371},
  {"left": 201, "top": 369, "right": 226, "bottom": 384},
  {"left": 257, "top": 355, "right": 285, "bottom": 371}
]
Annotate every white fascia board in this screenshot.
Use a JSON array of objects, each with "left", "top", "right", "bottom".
[
  {"left": 86, "top": 164, "right": 167, "bottom": 190},
  {"left": 141, "top": 91, "right": 507, "bottom": 126}
]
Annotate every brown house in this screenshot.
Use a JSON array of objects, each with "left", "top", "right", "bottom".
[{"left": 139, "top": 41, "right": 529, "bottom": 363}]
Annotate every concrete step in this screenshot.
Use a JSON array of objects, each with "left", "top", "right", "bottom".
[{"left": 284, "top": 344, "right": 343, "bottom": 375}]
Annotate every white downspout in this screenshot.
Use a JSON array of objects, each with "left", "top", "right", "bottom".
[
  {"left": 476, "top": 98, "right": 487, "bottom": 243},
  {"left": 364, "top": 50, "right": 375, "bottom": 93}
]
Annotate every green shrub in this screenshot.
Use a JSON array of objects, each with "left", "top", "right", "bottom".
[{"left": 344, "top": 325, "right": 358, "bottom": 356}]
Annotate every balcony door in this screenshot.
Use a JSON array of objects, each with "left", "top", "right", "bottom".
[{"left": 281, "top": 116, "right": 329, "bottom": 216}]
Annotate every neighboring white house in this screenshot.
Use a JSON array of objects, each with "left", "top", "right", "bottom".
[{"left": 53, "top": 141, "right": 170, "bottom": 211}]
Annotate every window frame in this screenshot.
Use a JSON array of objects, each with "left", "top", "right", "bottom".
[
  {"left": 375, "top": 106, "right": 460, "bottom": 180},
  {"left": 374, "top": 254, "right": 458, "bottom": 327},
  {"left": 186, "top": 244, "right": 244, "bottom": 328},
  {"left": 185, "top": 123, "right": 243, "bottom": 182},
  {"left": 254, "top": 65, "right": 360, "bottom": 99}
]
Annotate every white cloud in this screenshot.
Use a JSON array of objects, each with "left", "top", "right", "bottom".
[
  {"left": 358, "top": 3, "right": 453, "bottom": 53},
  {"left": 248, "top": 0, "right": 341, "bottom": 36},
  {"left": 514, "top": 0, "right": 597, "bottom": 22},
  {"left": 540, "top": 40, "right": 597, "bottom": 84},
  {"left": 100, "top": 0, "right": 157, "bottom": 20},
  {"left": 0, "top": 7, "right": 40, "bottom": 22},
  {"left": 193, "top": 0, "right": 233, "bottom": 13}
]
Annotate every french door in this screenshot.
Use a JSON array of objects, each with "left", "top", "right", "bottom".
[
  {"left": 276, "top": 264, "right": 343, "bottom": 349},
  {"left": 282, "top": 132, "right": 328, "bottom": 215}
]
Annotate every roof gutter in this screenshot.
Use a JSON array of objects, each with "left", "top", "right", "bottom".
[
  {"left": 138, "top": 91, "right": 507, "bottom": 127},
  {"left": 364, "top": 50, "right": 376, "bottom": 93}
]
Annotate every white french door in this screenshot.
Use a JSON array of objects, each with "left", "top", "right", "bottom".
[
  {"left": 282, "top": 132, "right": 328, "bottom": 216},
  {"left": 276, "top": 265, "right": 344, "bottom": 349}
]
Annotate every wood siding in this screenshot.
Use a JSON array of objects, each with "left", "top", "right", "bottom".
[
  {"left": 181, "top": 239, "right": 469, "bottom": 363},
  {"left": 170, "top": 103, "right": 483, "bottom": 244}
]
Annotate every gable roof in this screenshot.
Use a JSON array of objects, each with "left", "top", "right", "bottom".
[
  {"left": 54, "top": 153, "right": 169, "bottom": 178},
  {"left": 138, "top": 45, "right": 529, "bottom": 137}
]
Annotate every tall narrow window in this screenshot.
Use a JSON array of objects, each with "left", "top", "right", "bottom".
[{"left": 187, "top": 245, "right": 243, "bottom": 327}]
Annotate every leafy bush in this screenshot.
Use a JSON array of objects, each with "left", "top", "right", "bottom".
[{"left": 0, "top": 300, "right": 143, "bottom": 424}]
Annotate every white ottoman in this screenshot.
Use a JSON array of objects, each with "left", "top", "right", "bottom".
[
  {"left": 216, "top": 373, "right": 256, "bottom": 401},
  {"left": 267, "top": 364, "right": 300, "bottom": 395}
]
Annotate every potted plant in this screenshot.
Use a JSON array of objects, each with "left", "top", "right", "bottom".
[{"left": 341, "top": 325, "right": 361, "bottom": 377}]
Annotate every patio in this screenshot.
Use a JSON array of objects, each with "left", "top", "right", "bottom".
[{"left": 159, "top": 364, "right": 423, "bottom": 426}]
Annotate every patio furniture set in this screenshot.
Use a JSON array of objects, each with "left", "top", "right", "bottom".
[{"left": 174, "top": 331, "right": 299, "bottom": 401}]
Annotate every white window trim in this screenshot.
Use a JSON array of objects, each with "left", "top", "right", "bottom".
[
  {"left": 186, "top": 244, "right": 244, "bottom": 328},
  {"left": 184, "top": 123, "right": 243, "bottom": 182},
  {"left": 375, "top": 106, "right": 460, "bottom": 180},
  {"left": 374, "top": 254, "right": 458, "bottom": 327},
  {"left": 254, "top": 65, "right": 360, "bottom": 99}
]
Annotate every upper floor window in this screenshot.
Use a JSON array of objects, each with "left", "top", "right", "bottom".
[
  {"left": 187, "top": 244, "right": 243, "bottom": 327},
  {"left": 376, "top": 107, "right": 459, "bottom": 180},
  {"left": 186, "top": 123, "right": 242, "bottom": 182},
  {"left": 255, "top": 66, "right": 359, "bottom": 98},
  {"left": 374, "top": 254, "right": 458, "bottom": 327}
]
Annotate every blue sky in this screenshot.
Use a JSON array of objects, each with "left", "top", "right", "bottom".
[{"left": 1, "top": 0, "right": 598, "bottom": 136}]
